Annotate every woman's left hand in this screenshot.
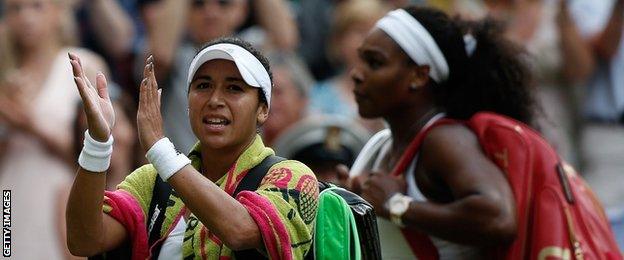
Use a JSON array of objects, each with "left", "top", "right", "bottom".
[
  {"left": 137, "top": 55, "right": 165, "bottom": 152},
  {"left": 360, "top": 173, "right": 407, "bottom": 219}
]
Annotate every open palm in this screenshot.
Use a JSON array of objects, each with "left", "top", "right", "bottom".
[{"left": 69, "top": 53, "right": 115, "bottom": 142}]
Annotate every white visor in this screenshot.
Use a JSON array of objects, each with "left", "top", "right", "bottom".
[{"left": 187, "top": 43, "right": 272, "bottom": 108}]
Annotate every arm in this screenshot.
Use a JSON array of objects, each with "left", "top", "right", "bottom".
[
  {"left": 168, "top": 167, "right": 263, "bottom": 250},
  {"left": 21, "top": 117, "right": 75, "bottom": 165},
  {"left": 591, "top": 0, "right": 624, "bottom": 61},
  {"left": 557, "top": 0, "right": 596, "bottom": 83},
  {"left": 143, "top": 0, "right": 189, "bottom": 78},
  {"left": 404, "top": 125, "right": 516, "bottom": 246},
  {"left": 66, "top": 168, "right": 129, "bottom": 256},
  {"left": 0, "top": 51, "right": 111, "bottom": 166},
  {"left": 361, "top": 125, "right": 517, "bottom": 247},
  {"left": 0, "top": 90, "right": 74, "bottom": 164},
  {"left": 135, "top": 58, "right": 262, "bottom": 250},
  {"left": 65, "top": 53, "right": 128, "bottom": 256},
  {"left": 253, "top": 0, "right": 299, "bottom": 51},
  {"left": 86, "top": 0, "right": 135, "bottom": 59}
]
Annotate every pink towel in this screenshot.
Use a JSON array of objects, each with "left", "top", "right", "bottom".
[
  {"left": 104, "top": 190, "right": 149, "bottom": 260},
  {"left": 237, "top": 191, "right": 292, "bottom": 260}
]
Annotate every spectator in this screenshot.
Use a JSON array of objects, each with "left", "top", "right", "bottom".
[
  {"left": 573, "top": 0, "right": 624, "bottom": 249},
  {"left": 261, "top": 52, "right": 315, "bottom": 146},
  {"left": 571, "top": 0, "right": 624, "bottom": 211},
  {"left": 295, "top": 0, "right": 420, "bottom": 81},
  {"left": 273, "top": 115, "right": 370, "bottom": 186},
  {"left": 309, "top": 0, "right": 389, "bottom": 133},
  {"left": 295, "top": 0, "right": 339, "bottom": 81},
  {"left": 476, "top": 0, "right": 595, "bottom": 166},
  {"left": 73, "top": 0, "right": 137, "bottom": 92},
  {"left": 0, "top": 0, "right": 108, "bottom": 258},
  {"left": 74, "top": 0, "right": 135, "bottom": 62}
]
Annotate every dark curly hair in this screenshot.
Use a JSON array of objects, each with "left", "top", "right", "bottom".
[
  {"left": 192, "top": 37, "right": 273, "bottom": 106},
  {"left": 404, "top": 6, "right": 536, "bottom": 124}
]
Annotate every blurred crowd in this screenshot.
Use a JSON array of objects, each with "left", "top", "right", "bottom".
[{"left": 0, "top": 0, "right": 623, "bottom": 258}]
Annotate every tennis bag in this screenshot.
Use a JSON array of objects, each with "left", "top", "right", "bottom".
[
  {"left": 395, "top": 112, "right": 622, "bottom": 259},
  {"left": 314, "top": 182, "right": 382, "bottom": 260},
  {"left": 233, "top": 156, "right": 382, "bottom": 260}
]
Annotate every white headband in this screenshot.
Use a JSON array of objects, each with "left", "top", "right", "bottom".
[
  {"left": 187, "top": 43, "right": 272, "bottom": 108},
  {"left": 375, "top": 9, "right": 449, "bottom": 83}
]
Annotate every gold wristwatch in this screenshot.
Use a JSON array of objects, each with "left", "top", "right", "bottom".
[{"left": 385, "top": 193, "right": 414, "bottom": 227}]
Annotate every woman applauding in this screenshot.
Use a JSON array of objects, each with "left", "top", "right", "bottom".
[{"left": 66, "top": 38, "right": 318, "bottom": 259}]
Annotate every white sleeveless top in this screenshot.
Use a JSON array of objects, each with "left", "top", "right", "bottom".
[
  {"left": 350, "top": 114, "right": 482, "bottom": 259},
  {"left": 157, "top": 218, "right": 187, "bottom": 260}
]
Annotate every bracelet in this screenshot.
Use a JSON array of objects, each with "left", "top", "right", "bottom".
[
  {"left": 78, "top": 130, "right": 114, "bottom": 173},
  {"left": 146, "top": 138, "right": 191, "bottom": 181}
]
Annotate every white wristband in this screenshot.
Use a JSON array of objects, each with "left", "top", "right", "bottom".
[
  {"left": 78, "top": 130, "right": 114, "bottom": 173},
  {"left": 145, "top": 137, "right": 191, "bottom": 181}
]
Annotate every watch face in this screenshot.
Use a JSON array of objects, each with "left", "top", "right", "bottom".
[{"left": 389, "top": 195, "right": 410, "bottom": 215}]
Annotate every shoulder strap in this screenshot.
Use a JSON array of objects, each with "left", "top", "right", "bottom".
[
  {"left": 147, "top": 175, "right": 173, "bottom": 252},
  {"left": 390, "top": 118, "right": 458, "bottom": 177},
  {"left": 233, "top": 155, "right": 286, "bottom": 198},
  {"left": 145, "top": 156, "right": 285, "bottom": 258},
  {"left": 233, "top": 155, "right": 286, "bottom": 259}
]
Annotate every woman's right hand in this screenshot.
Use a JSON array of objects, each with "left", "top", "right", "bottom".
[
  {"left": 346, "top": 172, "right": 371, "bottom": 195},
  {"left": 69, "top": 53, "right": 115, "bottom": 142},
  {"left": 136, "top": 55, "right": 165, "bottom": 152}
]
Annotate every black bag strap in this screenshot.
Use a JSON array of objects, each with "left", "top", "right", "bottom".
[
  {"left": 147, "top": 174, "right": 173, "bottom": 255},
  {"left": 233, "top": 155, "right": 285, "bottom": 197},
  {"left": 145, "top": 156, "right": 377, "bottom": 259},
  {"left": 146, "top": 155, "right": 285, "bottom": 259},
  {"left": 233, "top": 155, "right": 285, "bottom": 259}
]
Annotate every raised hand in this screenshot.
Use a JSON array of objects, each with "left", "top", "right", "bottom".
[
  {"left": 137, "top": 55, "right": 165, "bottom": 152},
  {"left": 69, "top": 53, "right": 115, "bottom": 142}
]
